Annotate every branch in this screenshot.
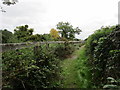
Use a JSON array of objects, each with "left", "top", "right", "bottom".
[
  {"left": 0, "top": 5, "right": 6, "bottom": 12},
  {"left": 2, "top": 0, "right": 18, "bottom": 6}
]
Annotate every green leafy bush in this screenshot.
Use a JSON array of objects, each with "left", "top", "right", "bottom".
[
  {"left": 2, "top": 45, "right": 59, "bottom": 89},
  {"left": 85, "top": 26, "right": 115, "bottom": 57},
  {"left": 2, "top": 41, "right": 76, "bottom": 89},
  {"left": 54, "top": 42, "right": 75, "bottom": 59},
  {"left": 85, "top": 25, "right": 120, "bottom": 88}
]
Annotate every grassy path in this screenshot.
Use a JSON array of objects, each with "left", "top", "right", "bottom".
[{"left": 58, "top": 46, "right": 92, "bottom": 88}]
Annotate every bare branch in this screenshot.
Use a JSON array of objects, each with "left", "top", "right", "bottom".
[
  {"left": 0, "top": 5, "right": 6, "bottom": 12},
  {"left": 2, "top": 0, "right": 18, "bottom": 6}
]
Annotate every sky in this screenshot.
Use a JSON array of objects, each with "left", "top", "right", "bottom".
[{"left": 0, "top": 0, "right": 119, "bottom": 40}]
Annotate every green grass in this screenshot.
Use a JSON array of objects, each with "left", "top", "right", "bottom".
[{"left": 58, "top": 46, "right": 92, "bottom": 88}]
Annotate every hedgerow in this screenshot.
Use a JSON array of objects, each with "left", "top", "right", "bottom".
[
  {"left": 2, "top": 42, "right": 75, "bottom": 89},
  {"left": 54, "top": 42, "right": 75, "bottom": 59},
  {"left": 85, "top": 25, "right": 120, "bottom": 88}
]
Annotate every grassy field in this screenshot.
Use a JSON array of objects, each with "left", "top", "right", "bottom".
[{"left": 58, "top": 46, "right": 92, "bottom": 88}]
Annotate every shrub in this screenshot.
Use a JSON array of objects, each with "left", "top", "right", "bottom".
[
  {"left": 85, "top": 26, "right": 115, "bottom": 57},
  {"left": 2, "top": 41, "right": 76, "bottom": 89},
  {"left": 2, "top": 45, "right": 59, "bottom": 89},
  {"left": 54, "top": 42, "right": 75, "bottom": 59},
  {"left": 85, "top": 25, "right": 120, "bottom": 88}
]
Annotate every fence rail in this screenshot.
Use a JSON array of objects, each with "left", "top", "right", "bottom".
[{"left": 0, "top": 41, "right": 84, "bottom": 53}]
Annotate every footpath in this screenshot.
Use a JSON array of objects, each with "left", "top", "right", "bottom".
[{"left": 58, "top": 46, "right": 92, "bottom": 88}]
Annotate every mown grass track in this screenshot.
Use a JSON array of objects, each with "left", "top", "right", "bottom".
[{"left": 58, "top": 46, "right": 92, "bottom": 88}]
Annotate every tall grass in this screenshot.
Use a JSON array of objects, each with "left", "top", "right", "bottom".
[{"left": 58, "top": 46, "right": 92, "bottom": 88}]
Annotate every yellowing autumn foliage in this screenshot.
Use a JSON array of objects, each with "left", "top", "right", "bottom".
[{"left": 50, "top": 28, "right": 60, "bottom": 39}]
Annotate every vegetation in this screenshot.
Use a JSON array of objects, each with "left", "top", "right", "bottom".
[
  {"left": 1, "top": 21, "right": 120, "bottom": 89},
  {"left": 2, "top": 42, "right": 76, "bottom": 89},
  {"left": 50, "top": 28, "right": 60, "bottom": 40},
  {"left": 1, "top": 0, "right": 120, "bottom": 89},
  {"left": 0, "top": 29, "right": 14, "bottom": 43},
  {"left": 58, "top": 46, "right": 92, "bottom": 88},
  {"left": 85, "top": 25, "right": 120, "bottom": 88},
  {"left": 14, "top": 25, "right": 34, "bottom": 42},
  {"left": 56, "top": 22, "right": 82, "bottom": 40},
  {"left": 0, "top": 25, "right": 55, "bottom": 43},
  {"left": 0, "top": 29, "right": 19, "bottom": 43},
  {"left": 1, "top": 23, "right": 82, "bottom": 43},
  {"left": 54, "top": 42, "right": 75, "bottom": 59}
]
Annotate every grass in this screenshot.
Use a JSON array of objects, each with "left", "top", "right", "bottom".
[{"left": 58, "top": 45, "right": 92, "bottom": 88}]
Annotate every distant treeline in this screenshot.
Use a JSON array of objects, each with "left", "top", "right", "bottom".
[{"left": 0, "top": 22, "right": 82, "bottom": 43}]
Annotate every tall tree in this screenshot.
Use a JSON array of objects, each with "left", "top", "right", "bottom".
[
  {"left": 2, "top": 0, "right": 18, "bottom": 6},
  {"left": 50, "top": 28, "right": 60, "bottom": 40},
  {"left": 0, "top": 29, "right": 13, "bottom": 43},
  {"left": 14, "top": 25, "right": 34, "bottom": 42},
  {"left": 56, "top": 22, "right": 82, "bottom": 40}
]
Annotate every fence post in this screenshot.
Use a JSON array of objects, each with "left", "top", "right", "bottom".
[{"left": 34, "top": 43, "right": 41, "bottom": 61}]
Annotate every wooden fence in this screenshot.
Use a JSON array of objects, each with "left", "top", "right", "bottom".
[{"left": 0, "top": 41, "right": 85, "bottom": 53}]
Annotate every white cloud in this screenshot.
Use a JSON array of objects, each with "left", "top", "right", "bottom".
[{"left": 0, "top": 0, "right": 119, "bottom": 39}]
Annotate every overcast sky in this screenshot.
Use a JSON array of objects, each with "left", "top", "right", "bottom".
[{"left": 0, "top": 0, "right": 119, "bottom": 39}]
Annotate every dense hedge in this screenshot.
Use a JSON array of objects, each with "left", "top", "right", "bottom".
[
  {"left": 85, "top": 25, "right": 120, "bottom": 88},
  {"left": 54, "top": 42, "right": 75, "bottom": 59},
  {"left": 2, "top": 42, "right": 75, "bottom": 89}
]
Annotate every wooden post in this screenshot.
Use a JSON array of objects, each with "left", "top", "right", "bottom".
[{"left": 34, "top": 43, "right": 41, "bottom": 60}]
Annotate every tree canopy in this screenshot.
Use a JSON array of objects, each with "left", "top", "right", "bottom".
[
  {"left": 0, "top": 29, "right": 13, "bottom": 43},
  {"left": 50, "top": 28, "right": 60, "bottom": 40},
  {"left": 56, "top": 22, "right": 82, "bottom": 40},
  {"left": 1, "top": 22, "right": 82, "bottom": 43},
  {"left": 14, "top": 25, "right": 34, "bottom": 42}
]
